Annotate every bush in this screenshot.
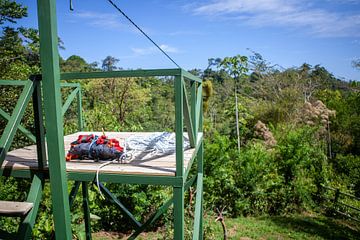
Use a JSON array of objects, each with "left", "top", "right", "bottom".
[
  {"left": 203, "top": 132, "right": 284, "bottom": 216},
  {"left": 332, "top": 154, "right": 360, "bottom": 197},
  {"left": 203, "top": 125, "right": 331, "bottom": 217},
  {"left": 274, "top": 125, "right": 330, "bottom": 211}
]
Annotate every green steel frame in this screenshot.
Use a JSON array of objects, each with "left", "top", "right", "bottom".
[{"left": 0, "top": 0, "right": 203, "bottom": 239}]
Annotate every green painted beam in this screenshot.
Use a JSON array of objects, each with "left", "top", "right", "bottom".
[
  {"left": 183, "top": 83, "right": 196, "bottom": 148},
  {"left": 174, "top": 72, "right": 185, "bottom": 240},
  {"left": 181, "top": 69, "right": 202, "bottom": 83},
  {"left": 175, "top": 75, "right": 184, "bottom": 177},
  {"left": 33, "top": 80, "right": 47, "bottom": 169},
  {"left": 185, "top": 174, "right": 197, "bottom": 190},
  {"left": 192, "top": 173, "right": 203, "bottom": 240},
  {"left": 60, "top": 82, "right": 80, "bottom": 88},
  {"left": 68, "top": 172, "right": 184, "bottom": 186},
  {"left": 77, "top": 86, "right": 84, "bottom": 131},
  {"left": 184, "top": 134, "right": 203, "bottom": 180},
  {"left": 174, "top": 186, "right": 184, "bottom": 240},
  {"left": 195, "top": 83, "right": 202, "bottom": 135},
  {"left": 0, "top": 169, "right": 38, "bottom": 179},
  {"left": 191, "top": 81, "right": 197, "bottom": 144},
  {"left": 98, "top": 182, "right": 141, "bottom": 228},
  {"left": 0, "top": 80, "right": 34, "bottom": 173},
  {"left": 197, "top": 139, "right": 204, "bottom": 239},
  {"left": 0, "top": 108, "right": 36, "bottom": 143},
  {"left": 36, "top": 0, "right": 72, "bottom": 238},
  {"left": 125, "top": 175, "right": 197, "bottom": 240},
  {"left": 17, "top": 173, "right": 44, "bottom": 239},
  {"left": 0, "top": 168, "right": 184, "bottom": 186},
  {"left": 69, "top": 181, "right": 81, "bottom": 208},
  {"left": 62, "top": 87, "right": 79, "bottom": 116},
  {"left": 0, "top": 80, "right": 27, "bottom": 86},
  {"left": 60, "top": 69, "right": 181, "bottom": 80}
]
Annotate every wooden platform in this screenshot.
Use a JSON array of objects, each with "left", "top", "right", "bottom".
[
  {"left": 1, "top": 132, "right": 198, "bottom": 177},
  {"left": 0, "top": 201, "right": 34, "bottom": 217}
]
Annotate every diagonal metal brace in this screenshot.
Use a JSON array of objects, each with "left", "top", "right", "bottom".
[
  {"left": 0, "top": 108, "right": 36, "bottom": 143},
  {"left": 96, "top": 182, "right": 141, "bottom": 228},
  {"left": 69, "top": 181, "right": 81, "bottom": 208},
  {"left": 0, "top": 80, "right": 34, "bottom": 173},
  {"left": 128, "top": 197, "right": 174, "bottom": 240}
]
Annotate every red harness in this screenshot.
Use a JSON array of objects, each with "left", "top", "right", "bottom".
[{"left": 66, "top": 134, "right": 124, "bottom": 161}]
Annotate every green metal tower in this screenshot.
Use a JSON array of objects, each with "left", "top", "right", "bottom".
[{"left": 0, "top": 0, "right": 203, "bottom": 239}]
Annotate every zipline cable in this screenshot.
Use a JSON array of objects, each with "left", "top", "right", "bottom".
[{"left": 105, "top": 0, "right": 181, "bottom": 69}]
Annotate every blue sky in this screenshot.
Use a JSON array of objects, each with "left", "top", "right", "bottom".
[{"left": 13, "top": 0, "right": 360, "bottom": 80}]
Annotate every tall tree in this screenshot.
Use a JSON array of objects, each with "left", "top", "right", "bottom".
[
  {"left": 218, "top": 55, "right": 248, "bottom": 152},
  {"left": 102, "top": 56, "right": 119, "bottom": 71},
  {"left": 0, "top": 0, "right": 27, "bottom": 25},
  {"left": 352, "top": 59, "right": 360, "bottom": 70}
]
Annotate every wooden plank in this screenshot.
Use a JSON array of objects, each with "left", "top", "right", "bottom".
[
  {"left": 1, "top": 132, "right": 196, "bottom": 177},
  {"left": 0, "top": 201, "right": 33, "bottom": 217}
]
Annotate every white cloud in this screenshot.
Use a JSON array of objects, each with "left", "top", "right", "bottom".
[
  {"left": 131, "top": 44, "right": 179, "bottom": 56},
  {"left": 192, "top": 0, "right": 360, "bottom": 37},
  {"left": 168, "top": 30, "right": 205, "bottom": 36},
  {"left": 328, "top": 0, "right": 360, "bottom": 4},
  {"left": 73, "top": 11, "right": 126, "bottom": 30}
]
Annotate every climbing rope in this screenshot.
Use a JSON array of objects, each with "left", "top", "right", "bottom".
[
  {"left": 69, "top": 0, "right": 182, "bottom": 68},
  {"left": 105, "top": 0, "right": 181, "bottom": 68},
  {"left": 126, "top": 132, "right": 190, "bottom": 159},
  {"left": 95, "top": 132, "right": 189, "bottom": 197}
]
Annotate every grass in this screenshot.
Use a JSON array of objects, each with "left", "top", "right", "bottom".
[{"left": 92, "top": 213, "right": 360, "bottom": 240}]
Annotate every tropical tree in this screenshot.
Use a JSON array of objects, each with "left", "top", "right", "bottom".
[
  {"left": 352, "top": 59, "right": 360, "bottom": 70},
  {"left": 218, "top": 55, "right": 248, "bottom": 152},
  {"left": 102, "top": 55, "right": 119, "bottom": 71},
  {"left": 0, "top": 0, "right": 27, "bottom": 25}
]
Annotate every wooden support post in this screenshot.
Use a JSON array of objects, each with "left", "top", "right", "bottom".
[{"left": 36, "top": 0, "right": 72, "bottom": 238}]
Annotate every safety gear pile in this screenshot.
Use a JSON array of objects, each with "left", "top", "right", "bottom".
[{"left": 66, "top": 134, "right": 124, "bottom": 161}]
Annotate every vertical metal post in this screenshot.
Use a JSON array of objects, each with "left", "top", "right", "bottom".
[
  {"left": 175, "top": 75, "right": 184, "bottom": 177},
  {"left": 198, "top": 82, "right": 204, "bottom": 239},
  {"left": 82, "top": 182, "right": 92, "bottom": 240},
  {"left": 191, "top": 81, "right": 197, "bottom": 143},
  {"left": 174, "top": 74, "right": 184, "bottom": 239},
  {"left": 77, "top": 85, "right": 84, "bottom": 131},
  {"left": 32, "top": 80, "right": 47, "bottom": 169},
  {"left": 36, "top": 0, "right": 72, "bottom": 239},
  {"left": 174, "top": 187, "right": 184, "bottom": 240}
]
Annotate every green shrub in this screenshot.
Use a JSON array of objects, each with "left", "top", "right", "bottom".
[
  {"left": 203, "top": 125, "right": 331, "bottom": 217},
  {"left": 203, "top": 132, "right": 284, "bottom": 216}
]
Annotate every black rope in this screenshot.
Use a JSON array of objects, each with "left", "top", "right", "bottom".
[{"left": 105, "top": 0, "right": 181, "bottom": 69}]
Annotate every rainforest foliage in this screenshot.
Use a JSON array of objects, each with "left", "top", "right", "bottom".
[{"left": 0, "top": 1, "right": 359, "bottom": 238}]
